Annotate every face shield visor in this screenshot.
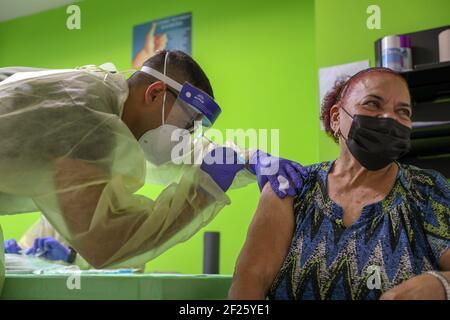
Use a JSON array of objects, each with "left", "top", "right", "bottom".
[
  {"left": 140, "top": 66, "right": 221, "bottom": 132},
  {"left": 138, "top": 56, "right": 221, "bottom": 169}
]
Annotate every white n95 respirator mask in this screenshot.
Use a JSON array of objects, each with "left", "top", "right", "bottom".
[{"left": 138, "top": 124, "right": 190, "bottom": 166}]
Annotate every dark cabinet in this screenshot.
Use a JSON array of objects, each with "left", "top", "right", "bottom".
[{"left": 399, "top": 62, "right": 450, "bottom": 178}]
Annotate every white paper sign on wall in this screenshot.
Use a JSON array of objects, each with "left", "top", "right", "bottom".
[{"left": 318, "top": 60, "right": 370, "bottom": 130}]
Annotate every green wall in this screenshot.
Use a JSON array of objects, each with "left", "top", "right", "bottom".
[
  {"left": 315, "top": 0, "right": 450, "bottom": 161},
  {"left": 0, "top": 0, "right": 318, "bottom": 274}
]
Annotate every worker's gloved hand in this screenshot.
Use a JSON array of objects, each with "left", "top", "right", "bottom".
[
  {"left": 247, "top": 150, "right": 308, "bottom": 198},
  {"left": 200, "top": 147, "right": 245, "bottom": 192},
  {"left": 4, "top": 239, "right": 22, "bottom": 254},
  {"left": 26, "top": 237, "right": 70, "bottom": 262}
]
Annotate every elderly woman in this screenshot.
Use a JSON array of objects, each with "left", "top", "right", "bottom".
[{"left": 229, "top": 67, "right": 450, "bottom": 300}]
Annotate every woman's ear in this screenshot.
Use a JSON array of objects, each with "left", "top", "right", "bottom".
[
  {"left": 329, "top": 104, "right": 340, "bottom": 133},
  {"left": 144, "top": 81, "right": 166, "bottom": 105}
]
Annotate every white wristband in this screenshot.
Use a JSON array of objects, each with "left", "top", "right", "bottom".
[{"left": 426, "top": 271, "right": 450, "bottom": 300}]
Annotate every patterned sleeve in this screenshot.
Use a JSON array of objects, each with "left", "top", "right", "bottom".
[
  {"left": 292, "top": 162, "right": 325, "bottom": 221},
  {"left": 295, "top": 163, "right": 319, "bottom": 199},
  {"left": 421, "top": 169, "right": 450, "bottom": 264}
]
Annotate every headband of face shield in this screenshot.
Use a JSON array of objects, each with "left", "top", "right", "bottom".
[{"left": 138, "top": 52, "right": 221, "bottom": 166}]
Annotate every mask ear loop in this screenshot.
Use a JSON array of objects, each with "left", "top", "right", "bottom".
[
  {"left": 335, "top": 103, "right": 352, "bottom": 141},
  {"left": 340, "top": 105, "right": 354, "bottom": 120},
  {"left": 162, "top": 52, "right": 170, "bottom": 126}
]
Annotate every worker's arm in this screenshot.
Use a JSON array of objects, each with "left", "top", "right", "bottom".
[
  {"left": 228, "top": 183, "right": 294, "bottom": 299},
  {"left": 52, "top": 156, "right": 227, "bottom": 269}
]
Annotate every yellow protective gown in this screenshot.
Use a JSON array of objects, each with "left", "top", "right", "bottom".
[{"left": 0, "top": 65, "right": 248, "bottom": 269}]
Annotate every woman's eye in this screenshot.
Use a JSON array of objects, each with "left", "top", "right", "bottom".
[
  {"left": 399, "top": 109, "right": 412, "bottom": 118},
  {"left": 364, "top": 100, "right": 379, "bottom": 108}
]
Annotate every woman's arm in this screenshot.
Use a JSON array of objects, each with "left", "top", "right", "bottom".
[
  {"left": 380, "top": 252, "right": 450, "bottom": 300},
  {"left": 440, "top": 249, "right": 450, "bottom": 270},
  {"left": 380, "top": 170, "right": 450, "bottom": 300},
  {"left": 228, "top": 183, "right": 295, "bottom": 299}
]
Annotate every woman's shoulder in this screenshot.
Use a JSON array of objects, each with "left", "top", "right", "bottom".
[
  {"left": 398, "top": 162, "right": 449, "bottom": 204},
  {"left": 302, "top": 160, "right": 333, "bottom": 176},
  {"left": 295, "top": 160, "right": 332, "bottom": 197},
  {"left": 399, "top": 163, "right": 450, "bottom": 262},
  {"left": 398, "top": 162, "right": 449, "bottom": 189}
]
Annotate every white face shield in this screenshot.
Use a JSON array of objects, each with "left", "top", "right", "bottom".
[{"left": 139, "top": 66, "right": 221, "bottom": 131}]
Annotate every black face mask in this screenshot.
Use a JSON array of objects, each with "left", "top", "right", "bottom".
[{"left": 339, "top": 107, "right": 412, "bottom": 171}]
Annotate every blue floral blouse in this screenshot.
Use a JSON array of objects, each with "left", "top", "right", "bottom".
[{"left": 268, "top": 160, "right": 450, "bottom": 300}]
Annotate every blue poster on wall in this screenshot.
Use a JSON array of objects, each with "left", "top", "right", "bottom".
[{"left": 132, "top": 12, "right": 192, "bottom": 69}]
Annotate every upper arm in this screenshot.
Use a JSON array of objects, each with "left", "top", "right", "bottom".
[
  {"left": 420, "top": 170, "right": 450, "bottom": 267},
  {"left": 232, "top": 183, "right": 295, "bottom": 292}
]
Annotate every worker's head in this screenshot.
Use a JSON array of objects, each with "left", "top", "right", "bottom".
[
  {"left": 122, "top": 50, "right": 215, "bottom": 140},
  {"left": 321, "top": 67, "right": 413, "bottom": 170}
]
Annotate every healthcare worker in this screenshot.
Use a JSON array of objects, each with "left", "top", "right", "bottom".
[
  {"left": 0, "top": 50, "right": 306, "bottom": 271},
  {"left": 4, "top": 215, "right": 145, "bottom": 270}
]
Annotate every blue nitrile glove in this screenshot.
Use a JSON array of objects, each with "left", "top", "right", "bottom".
[
  {"left": 4, "top": 239, "right": 22, "bottom": 254},
  {"left": 200, "top": 147, "right": 245, "bottom": 192},
  {"left": 26, "top": 237, "right": 71, "bottom": 262},
  {"left": 247, "top": 150, "right": 308, "bottom": 198}
]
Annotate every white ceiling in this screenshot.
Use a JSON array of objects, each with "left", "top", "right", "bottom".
[{"left": 0, "top": 0, "right": 80, "bottom": 23}]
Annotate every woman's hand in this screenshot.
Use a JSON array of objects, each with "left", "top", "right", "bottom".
[{"left": 380, "top": 273, "right": 446, "bottom": 300}]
